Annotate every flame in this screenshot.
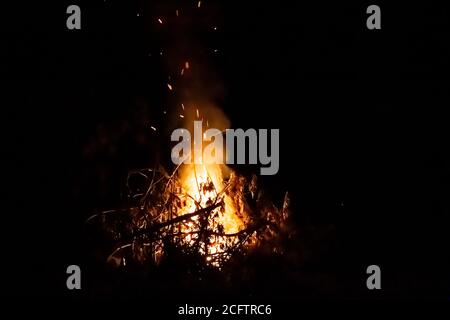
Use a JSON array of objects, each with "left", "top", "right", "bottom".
[
  {"left": 166, "top": 104, "right": 255, "bottom": 266},
  {"left": 176, "top": 162, "right": 247, "bottom": 266}
]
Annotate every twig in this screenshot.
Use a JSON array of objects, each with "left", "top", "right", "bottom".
[{"left": 128, "top": 202, "right": 222, "bottom": 240}]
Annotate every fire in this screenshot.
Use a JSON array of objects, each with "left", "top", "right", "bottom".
[
  {"left": 87, "top": 1, "right": 293, "bottom": 269},
  {"left": 176, "top": 163, "right": 247, "bottom": 265},
  {"left": 179, "top": 164, "right": 244, "bottom": 233},
  {"left": 165, "top": 104, "right": 258, "bottom": 266},
  {"left": 88, "top": 105, "right": 291, "bottom": 268},
  {"left": 89, "top": 145, "right": 291, "bottom": 269}
]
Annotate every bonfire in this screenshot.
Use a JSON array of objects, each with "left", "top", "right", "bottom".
[
  {"left": 87, "top": 158, "right": 290, "bottom": 269},
  {"left": 86, "top": 1, "right": 291, "bottom": 270}
]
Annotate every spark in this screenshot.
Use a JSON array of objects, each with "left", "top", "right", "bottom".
[
  {"left": 167, "top": 83, "right": 173, "bottom": 91},
  {"left": 185, "top": 61, "right": 190, "bottom": 69},
  {"left": 158, "top": 18, "right": 163, "bottom": 24},
  {"left": 198, "top": 1, "right": 202, "bottom": 8},
  {"left": 196, "top": 109, "right": 200, "bottom": 118},
  {"left": 181, "top": 103, "right": 185, "bottom": 110},
  {"left": 181, "top": 68, "right": 185, "bottom": 76},
  {"left": 150, "top": 126, "right": 157, "bottom": 131},
  {"left": 179, "top": 114, "right": 185, "bottom": 119}
]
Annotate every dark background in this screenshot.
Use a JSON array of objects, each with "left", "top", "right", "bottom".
[{"left": 1, "top": 0, "right": 449, "bottom": 301}]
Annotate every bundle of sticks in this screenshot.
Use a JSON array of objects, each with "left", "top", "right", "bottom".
[{"left": 86, "top": 164, "right": 291, "bottom": 269}]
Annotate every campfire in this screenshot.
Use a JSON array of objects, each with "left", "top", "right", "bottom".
[{"left": 87, "top": 152, "right": 291, "bottom": 269}]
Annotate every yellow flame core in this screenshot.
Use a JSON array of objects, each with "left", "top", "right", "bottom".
[{"left": 177, "top": 163, "right": 246, "bottom": 266}]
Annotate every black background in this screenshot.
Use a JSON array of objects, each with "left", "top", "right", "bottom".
[{"left": 1, "top": 0, "right": 449, "bottom": 301}]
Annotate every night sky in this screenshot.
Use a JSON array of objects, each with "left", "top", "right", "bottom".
[{"left": 1, "top": 0, "right": 449, "bottom": 304}]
